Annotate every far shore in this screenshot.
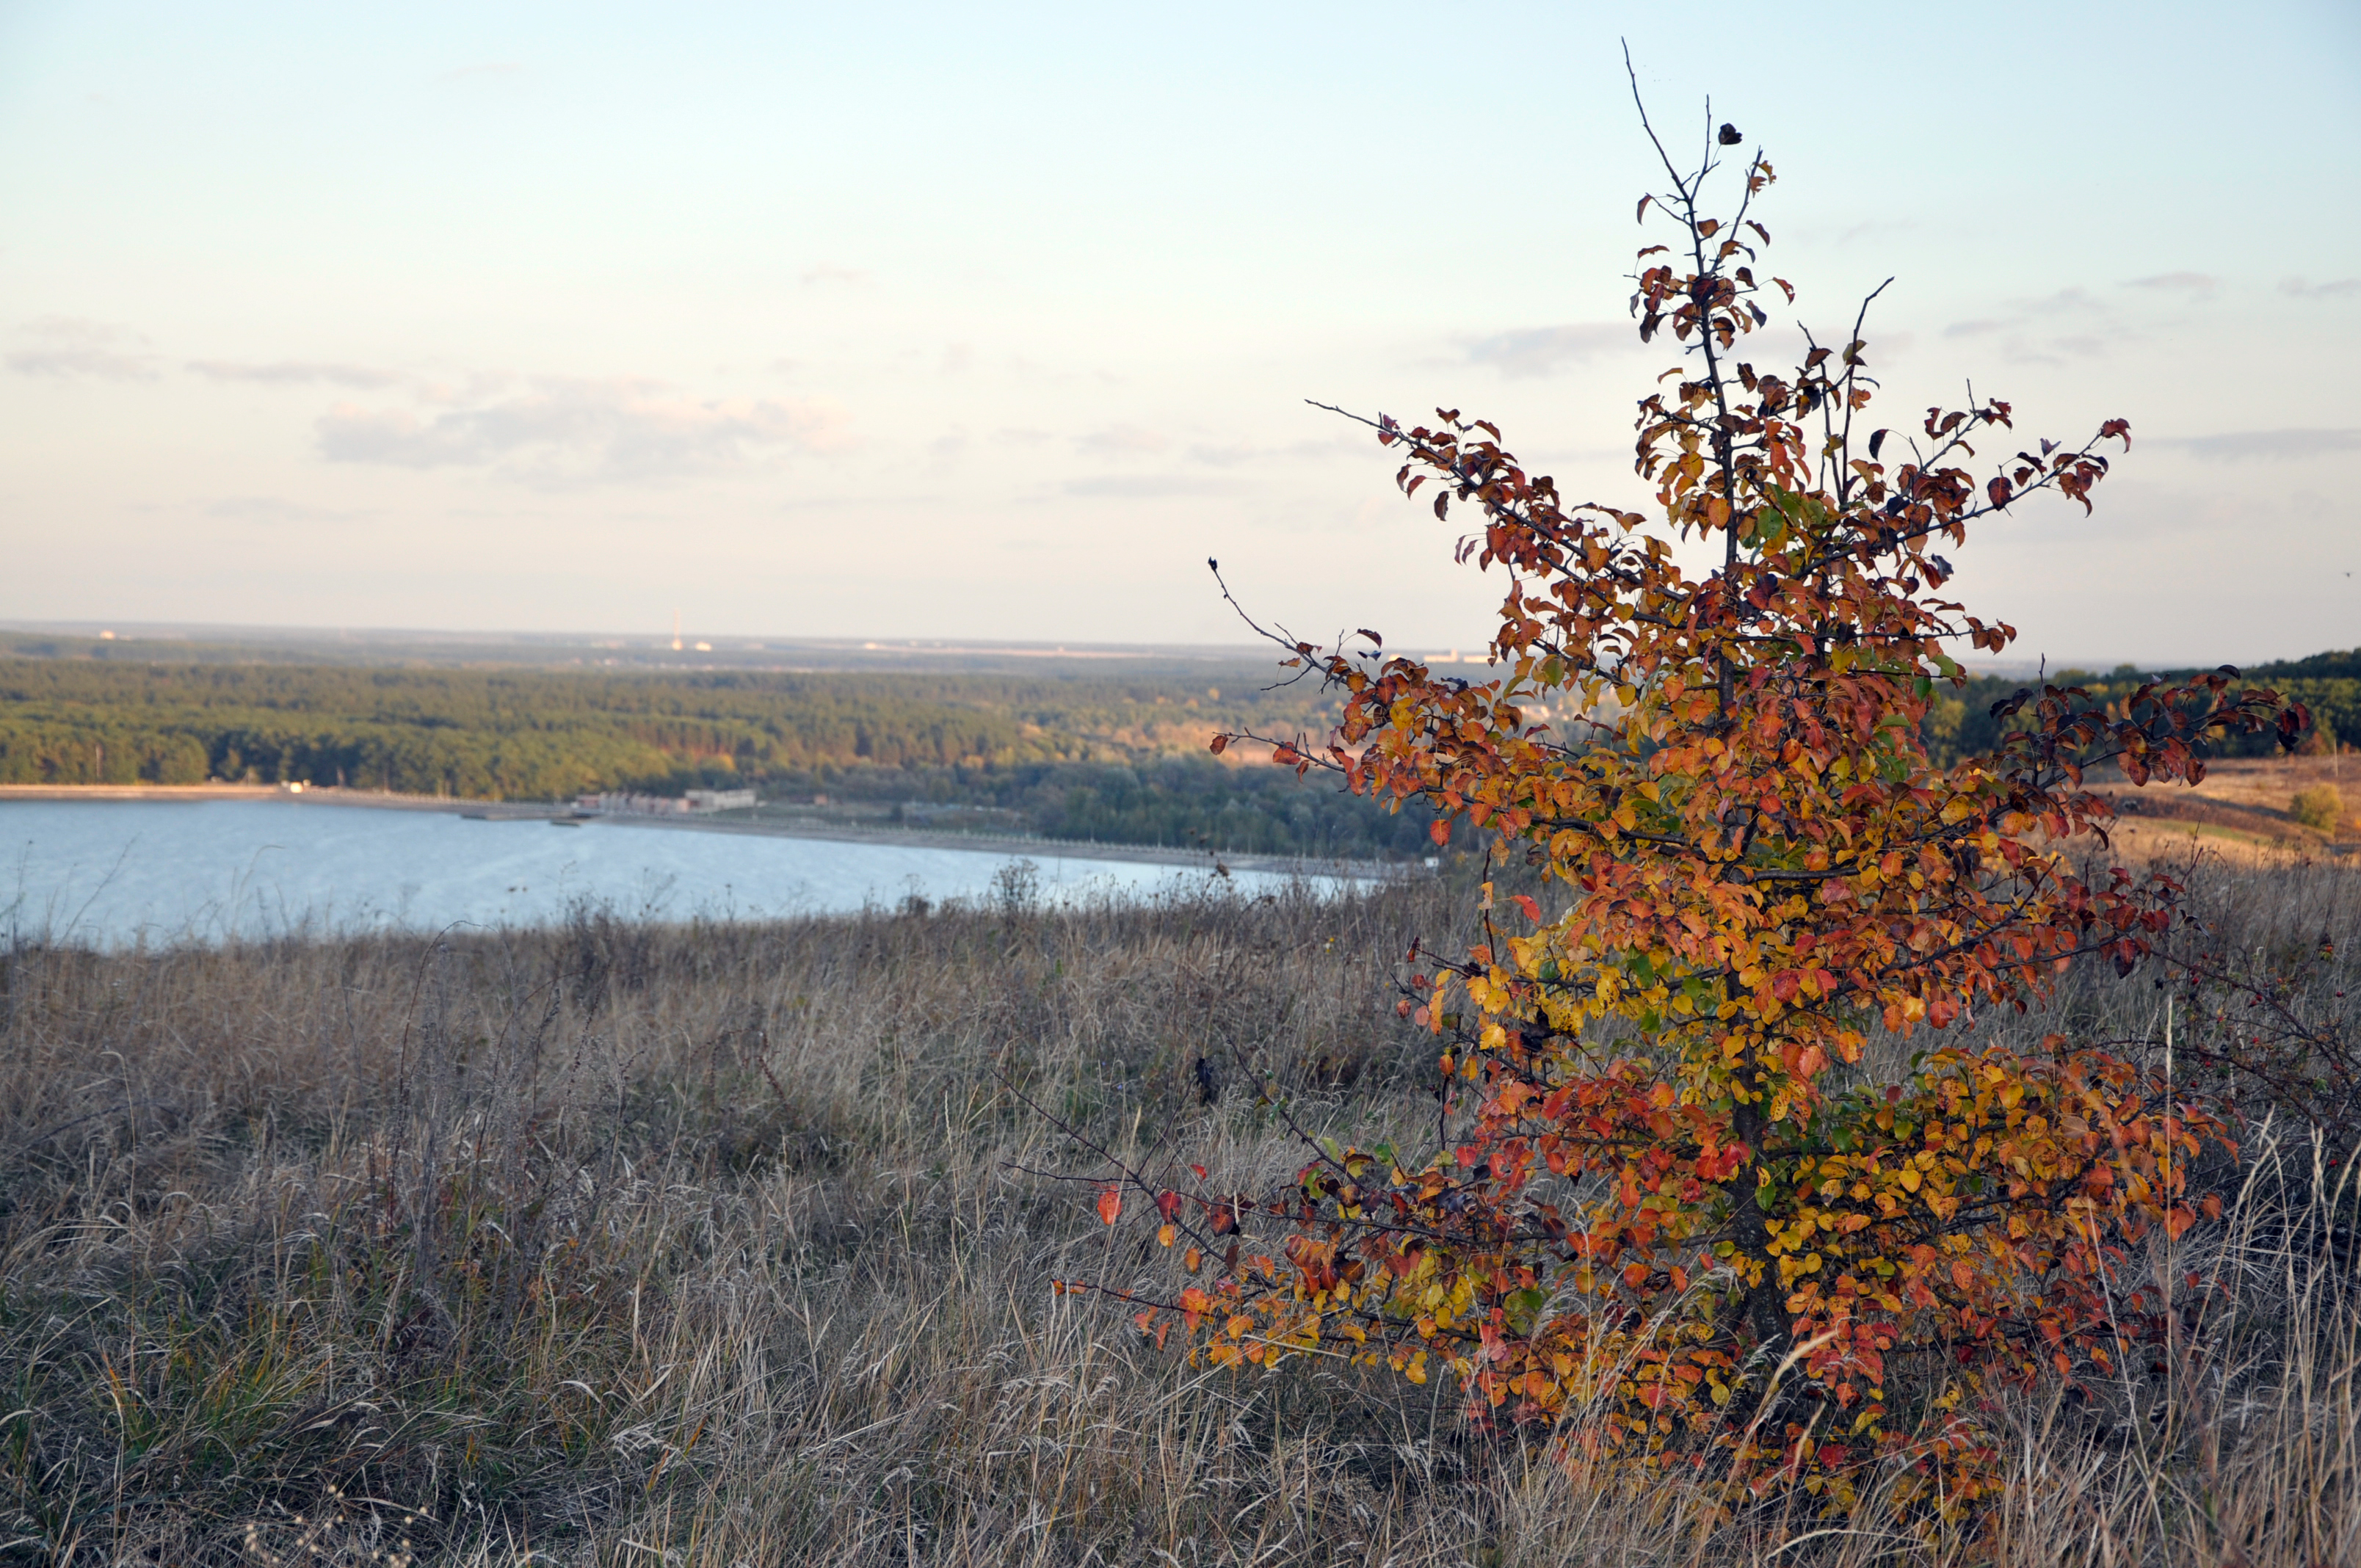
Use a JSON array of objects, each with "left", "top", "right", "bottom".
[{"left": 0, "top": 783, "right": 1412, "bottom": 880}]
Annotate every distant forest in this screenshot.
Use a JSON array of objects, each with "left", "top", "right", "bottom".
[
  {"left": 0, "top": 658, "right": 1437, "bottom": 860},
  {"left": 1924, "top": 655, "right": 2360, "bottom": 766},
  {"left": 2, "top": 642, "right": 2350, "bottom": 861}
]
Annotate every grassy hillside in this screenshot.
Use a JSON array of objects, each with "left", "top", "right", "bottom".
[{"left": 0, "top": 857, "right": 2351, "bottom": 1564}]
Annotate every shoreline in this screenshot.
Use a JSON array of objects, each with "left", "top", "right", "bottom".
[{"left": 0, "top": 784, "right": 1414, "bottom": 881}]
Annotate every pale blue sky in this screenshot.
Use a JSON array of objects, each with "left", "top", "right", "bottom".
[{"left": 3, "top": 1, "right": 2357, "bottom": 664}]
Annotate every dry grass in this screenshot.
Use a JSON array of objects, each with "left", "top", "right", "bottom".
[{"left": 0, "top": 856, "right": 2353, "bottom": 1565}]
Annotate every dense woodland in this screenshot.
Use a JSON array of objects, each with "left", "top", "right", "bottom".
[
  {"left": 1927, "top": 656, "right": 2359, "bottom": 765},
  {"left": 0, "top": 656, "right": 1432, "bottom": 859},
  {"left": 1, "top": 646, "right": 2349, "bottom": 860}
]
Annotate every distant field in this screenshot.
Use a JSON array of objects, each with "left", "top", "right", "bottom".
[{"left": 2096, "top": 754, "right": 2359, "bottom": 857}]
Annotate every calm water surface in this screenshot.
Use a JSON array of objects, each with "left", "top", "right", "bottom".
[{"left": 0, "top": 800, "right": 1313, "bottom": 947}]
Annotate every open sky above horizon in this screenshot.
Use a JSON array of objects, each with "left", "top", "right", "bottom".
[{"left": 4, "top": 1, "right": 2357, "bottom": 668}]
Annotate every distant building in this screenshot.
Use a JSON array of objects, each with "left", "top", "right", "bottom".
[{"left": 575, "top": 789, "right": 755, "bottom": 816}]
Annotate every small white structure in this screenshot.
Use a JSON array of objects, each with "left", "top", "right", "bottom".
[{"left": 576, "top": 789, "right": 756, "bottom": 816}]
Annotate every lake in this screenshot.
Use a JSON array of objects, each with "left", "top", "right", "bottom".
[{"left": 0, "top": 799, "right": 1330, "bottom": 948}]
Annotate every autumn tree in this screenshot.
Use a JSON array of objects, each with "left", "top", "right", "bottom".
[{"left": 1056, "top": 90, "right": 2307, "bottom": 1533}]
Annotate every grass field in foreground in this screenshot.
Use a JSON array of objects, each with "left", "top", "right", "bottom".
[{"left": 0, "top": 857, "right": 2354, "bottom": 1565}]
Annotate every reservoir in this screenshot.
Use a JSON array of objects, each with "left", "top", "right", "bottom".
[{"left": 0, "top": 799, "right": 1338, "bottom": 948}]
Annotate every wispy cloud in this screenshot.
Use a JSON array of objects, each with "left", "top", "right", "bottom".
[
  {"left": 1940, "top": 288, "right": 2120, "bottom": 364},
  {"left": 6, "top": 316, "right": 159, "bottom": 381},
  {"left": 2280, "top": 276, "right": 2360, "bottom": 299},
  {"left": 1184, "top": 437, "right": 1339, "bottom": 469},
  {"left": 1833, "top": 217, "right": 1918, "bottom": 247},
  {"left": 2157, "top": 428, "right": 2361, "bottom": 463},
  {"left": 2018, "top": 286, "right": 2102, "bottom": 316},
  {"left": 1062, "top": 473, "right": 1242, "bottom": 498},
  {"left": 188, "top": 359, "right": 405, "bottom": 389},
  {"left": 2125, "top": 272, "right": 2219, "bottom": 297},
  {"left": 1465, "top": 322, "right": 1629, "bottom": 377},
  {"left": 316, "top": 377, "right": 855, "bottom": 479},
  {"left": 1074, "top": 423, "right": 1168, "bottom": 456},
  {"left": 204, "top": 496, "right": 377, "bottom": 525}
]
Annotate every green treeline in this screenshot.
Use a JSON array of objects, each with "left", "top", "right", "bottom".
[
  {"left": 16, "top": 646, "right": 2346, "bottom": 857},
  {"left": 1921, "top": 656, "right": 2360, "bottom": 767},
  {"left": 834, "top": 756, "right": 1437, "bottom": 860},
  {"left": 0, "top": 657, "right": 1428, "bottom": 857}
]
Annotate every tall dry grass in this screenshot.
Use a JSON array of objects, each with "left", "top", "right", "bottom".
[{"left": 0, "top": 856, "right": 2352, "bottom": 1565}]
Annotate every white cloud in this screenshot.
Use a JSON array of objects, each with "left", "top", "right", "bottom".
[
  {"left": 315, "top": 377, "right": 854, "bottom": 479},
  {"left": 6, "top": 316, "right": 159, "bottom": 381},
  {"left": 2280, "top": 276, "right": 2361, "bottom": 300}
]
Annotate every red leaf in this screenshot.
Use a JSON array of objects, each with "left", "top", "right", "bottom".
[
  {"left": 1430, "top": 819, "right": 1451, "bottom": 847},
  {"left": 1097, "top": 1187, "right": 1123, "bottom": 1226}
]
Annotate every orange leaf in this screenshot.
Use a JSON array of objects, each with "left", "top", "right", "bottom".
[{"left": 1097, "top": 1187, "right": 1123, "bottom": 1226}]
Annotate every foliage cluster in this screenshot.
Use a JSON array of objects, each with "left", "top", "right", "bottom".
[
  {"left": 1075, "top": 118, "right": 2311, "bottom": 1542},
  {"left": 2291, "top": 784, "right": 2346, "bottom": 834}
]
